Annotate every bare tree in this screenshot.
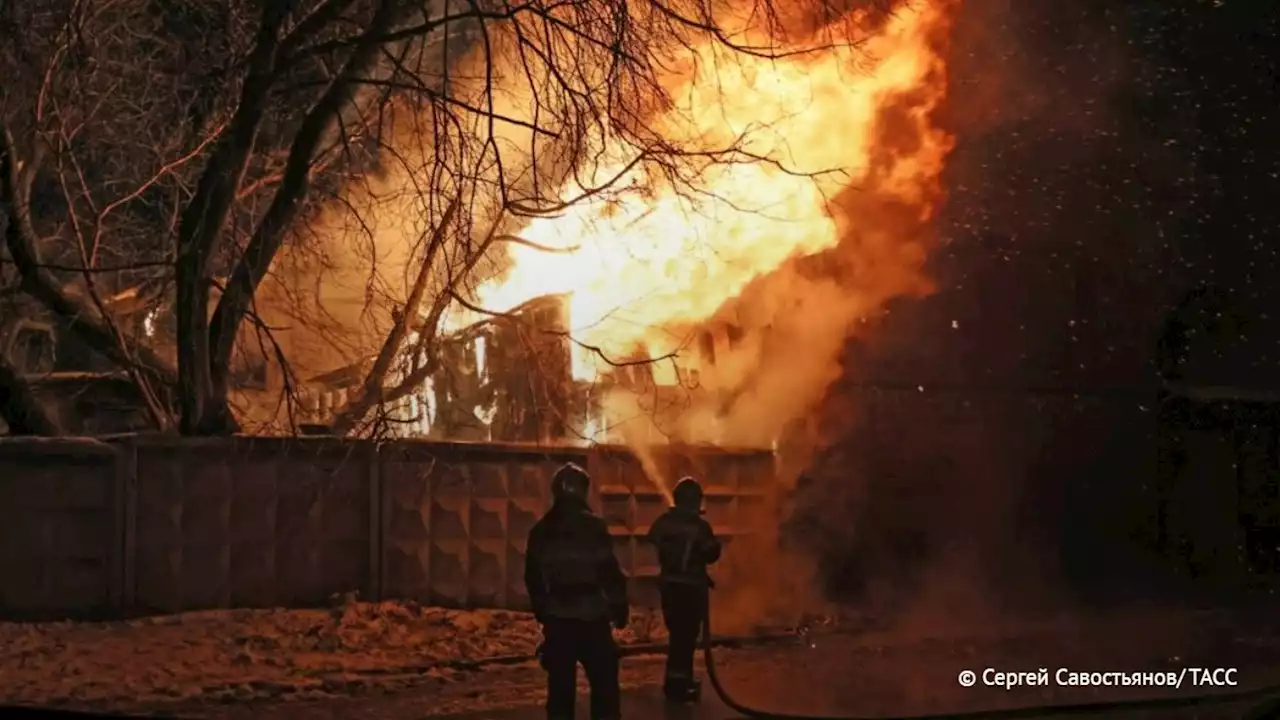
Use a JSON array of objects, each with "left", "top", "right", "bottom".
[{"left": 0, "top": 0, "right": 862, "bottom": 436}]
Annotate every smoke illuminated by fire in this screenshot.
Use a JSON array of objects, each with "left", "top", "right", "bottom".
[{"left": 443, "top": 0, "right": 955, "bottom": 445}]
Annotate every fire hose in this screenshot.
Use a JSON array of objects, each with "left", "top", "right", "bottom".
[{"left": 699, "top": 602, "right": 1280, "bottom": 720}]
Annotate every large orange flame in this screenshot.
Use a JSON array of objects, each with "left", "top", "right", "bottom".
[
  {"left": 290, "top": 0, "right": 962, "bottom": 450},
  {"left": 448, "top": 2, "right": 952, "bottom": 394}
]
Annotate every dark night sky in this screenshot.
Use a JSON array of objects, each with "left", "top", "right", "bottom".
[{"left": 852, "top": 0, "right": 1280, "bottom": 391}]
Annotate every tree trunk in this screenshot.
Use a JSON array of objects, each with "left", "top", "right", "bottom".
[
  {"left": 175, "top": 259, "right": 219, "bottom": 433},
  {"left": 172, "top": 2, "right": 292, "bottom": 435},
  {"left": 0, "top": 356, "right": 59, "bottom": 436},
  {"left": 206, "top": 0, "right": 402, "bottom": 432}
]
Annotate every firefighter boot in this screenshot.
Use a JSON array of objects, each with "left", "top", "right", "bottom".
[{"left": 663, "top": 678, "right": 700, "bottom": 703}]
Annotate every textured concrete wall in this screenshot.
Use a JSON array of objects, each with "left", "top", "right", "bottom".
[
  {"left": 378, "top": 440, "right": 580, "bottom": 608},
  {"left": 124, "top": 436, "right": 375, "bottom": 614},
  {"left": 0, "top": 436, "right": 773, "bottom": 619},
  {"left": 3, "top": 407, "right": 1267, "bottom": 621},
  {"left": 378, "top": 441, "right": 775, "bottom": 610},
  {"left": 587, "top": 445, "right": 774, "bottom": 609},
  {"left": 0, "top": 439, "right": 123, "bottom": 620}
]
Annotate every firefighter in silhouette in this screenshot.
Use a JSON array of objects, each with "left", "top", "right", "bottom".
[
  {"left": 525, "top": 462, "right": 630, "bottom": 720},
  {"left": 647, "top": 477, "right": 722, "bottom": 702}
]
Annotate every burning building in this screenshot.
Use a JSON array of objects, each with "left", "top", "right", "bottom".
[
  {"left": 254, "top": 0, "right": 955, "bottom": 454},
  {"left": 295, "top": 291, "right": 761, "bottom": 447}
]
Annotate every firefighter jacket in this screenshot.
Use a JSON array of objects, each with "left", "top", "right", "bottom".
[
  {"left": 524, "top": 498, "right": 629, "bottom": 623},
  {"left": 646, "top": 507, "right": 722, "bottom": 587}
]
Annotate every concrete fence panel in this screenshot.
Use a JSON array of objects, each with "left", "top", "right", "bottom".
[
  {"left": 587, "top": 445, "right": 659, "bottom": 583},
  {"left": 584, "top": 444, "right": 776, "bottom": 609},
  {"left": 122, "top": 436, "right": 374, "bottom": 614},
  {"left": 377, "top": 440, "right": 584, "bottom": 609},
  {"left": 0, "top": 435, "right": 776, "bottom": 619},
  {"left": 0, "top": 439, "right": 123, "bottom": 620}
]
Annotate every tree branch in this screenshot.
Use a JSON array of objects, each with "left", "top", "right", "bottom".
[
  {"left": 331, "top": 196, "right": 460, "bottom": 436},
  {"left": 174, "top": 0, "right": 294, "bottom": 434},
  {"left": 0, "top": 120, "right": 178, "bottom": 392}
]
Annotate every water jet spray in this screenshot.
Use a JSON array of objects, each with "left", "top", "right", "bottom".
[{"left": 620, "top": 425, "right": 675, "bottom": 507}]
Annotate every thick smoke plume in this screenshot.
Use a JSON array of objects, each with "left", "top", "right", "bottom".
[{"left": 780, "top": 0, "right": 1208, "bottom": 638}]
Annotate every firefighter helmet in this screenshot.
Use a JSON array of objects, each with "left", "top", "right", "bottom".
[
  {"left": 551, "top": 462, "right": 590, "bottom": 502},
  {"left": 672, "top": 476, "right": 704, "bottom": 511}
]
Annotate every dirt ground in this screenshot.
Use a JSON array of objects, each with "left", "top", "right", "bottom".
[
  {"left": 7, "top": 602, "right": 1280, "bottom": 719},
  {"left": 171, "top": 610, "right": 1280, "bottom": 720},
  {"left": 0, "top": 599, "right": 681, "bottom": 710}
]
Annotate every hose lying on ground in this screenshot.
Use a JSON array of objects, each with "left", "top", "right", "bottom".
[{"left": 700, "top": 604, "right": 1280, "bottom": 720}]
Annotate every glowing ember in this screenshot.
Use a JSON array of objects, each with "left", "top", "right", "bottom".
[{"left": 447, "top": 2, "right": 953, "bottom": 388}]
